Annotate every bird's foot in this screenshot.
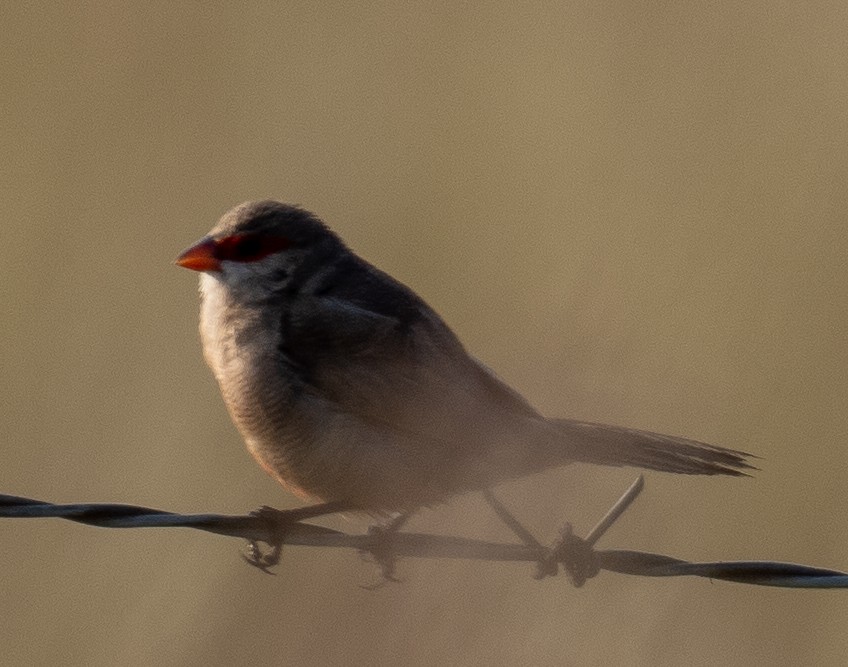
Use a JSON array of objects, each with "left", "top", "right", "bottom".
[
  {"left": 482, "top": 489, "right": 558, "bottom": 579},
  {"left": 361, "top": 512, "right": 412, "bottom": 589},
  {"left": 241, "top": 506, "right": 290, "bottom": 574},
  {"left": 242, "top": 501, "right": 352, "bottom": 574},
  {"left": 242, "top": 539, "right": 281, "bottom": 574}
]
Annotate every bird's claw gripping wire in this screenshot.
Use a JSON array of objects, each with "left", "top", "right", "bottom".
[
  {"left": 241, "top": 506, "right": 288, "bottom": 574},
  {"left": 360, "top": 512, "right": 412, "bottom": 589},
  {"left": 241, "top": 500, "right": 353, "bottom": 574}
]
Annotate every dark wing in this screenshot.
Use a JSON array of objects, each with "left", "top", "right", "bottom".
[
  {"left": 279, "top": 255, "right": 755, "bottom": 495},
  {"left": 280, "top": 256, "right": 552, "bottom": 479}
]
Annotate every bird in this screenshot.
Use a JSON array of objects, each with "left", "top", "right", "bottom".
[{"left": 176, "top": 200, "right": 752, "bottom": 518}]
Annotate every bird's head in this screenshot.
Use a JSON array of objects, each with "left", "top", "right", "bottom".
[{"left": 176, "top": 200, "right": 344, "bottom": 301}]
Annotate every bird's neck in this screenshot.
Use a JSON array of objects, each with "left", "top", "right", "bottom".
[{"left": 198, "top": 274, "right": 296, "bottom": 424}]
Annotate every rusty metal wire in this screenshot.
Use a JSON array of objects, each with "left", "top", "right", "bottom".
[{"left": 1, "top": 478, "right": 845, "bottom": 589}]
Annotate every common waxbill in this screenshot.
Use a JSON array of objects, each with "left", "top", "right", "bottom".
[{"left": 176, "top": 201, "right": 751, "bottom": 515}]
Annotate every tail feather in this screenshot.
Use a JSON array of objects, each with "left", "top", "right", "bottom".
[{"left": 552, "top": 419, "right": 756, "bottom": 476}]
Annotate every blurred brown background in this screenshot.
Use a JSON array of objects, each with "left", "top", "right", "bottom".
[{"left": 2, "top": 2, "right": 847, "bottom": 665}]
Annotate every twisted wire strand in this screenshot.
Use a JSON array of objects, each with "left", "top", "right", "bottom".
[{"left": 0, "top": 487, "right": 845, "bottom": 589}]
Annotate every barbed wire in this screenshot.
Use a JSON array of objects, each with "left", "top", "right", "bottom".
[{"left": 1, "top": 477, "right": 845, "bottom": 588}]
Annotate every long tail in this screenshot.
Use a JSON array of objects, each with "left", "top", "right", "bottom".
[{"left": 551, "top": 419, "right": 755, "bottom": 476}]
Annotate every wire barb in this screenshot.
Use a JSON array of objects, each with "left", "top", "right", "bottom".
[{"left": 584, "top": 475, "right": 644, "bottom": 546}]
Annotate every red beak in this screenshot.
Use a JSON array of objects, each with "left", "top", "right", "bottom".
[{"left": 175, "top": 237, "right": 221, "bottom": 272}]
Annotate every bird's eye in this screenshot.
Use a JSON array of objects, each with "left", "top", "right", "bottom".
[
  {"left": 214, "top": 234, "right": 291, "bottom": 263},
  {"left": 232, "top": 235, "right": 262, "bottom": 258}
]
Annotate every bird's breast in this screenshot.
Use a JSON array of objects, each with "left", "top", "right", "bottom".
[{"left": 199, "top": 280, "right": 312, "bottom": 478}]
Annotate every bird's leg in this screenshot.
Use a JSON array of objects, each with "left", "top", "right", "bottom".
[
  {"left": 361, "top": 511, "right": 414, "bottom": 588},
  {"left": 482, "top": 489, "right": 558, "bottom": 579},
  {"left": 243, "top": 500, "right": 353, "bottom": 574}
]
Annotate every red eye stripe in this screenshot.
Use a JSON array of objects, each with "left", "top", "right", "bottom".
[{"left": 214, "top": 234, "right": 292, "bottom": 263}]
